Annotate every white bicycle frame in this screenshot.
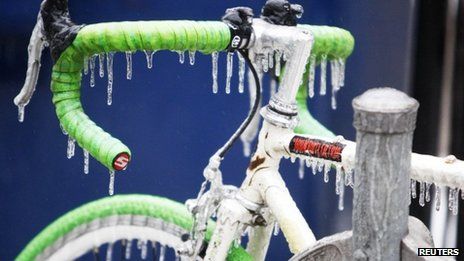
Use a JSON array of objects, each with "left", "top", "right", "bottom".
[{"left": 199, "top": 19, "right": 464, "bottom": 261}]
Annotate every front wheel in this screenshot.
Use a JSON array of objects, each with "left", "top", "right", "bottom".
[{"left": 17, "top": 194, "right": 251, "bottom": 261}]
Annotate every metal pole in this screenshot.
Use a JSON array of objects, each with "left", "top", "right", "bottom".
[{"left": 352, "top": 88, "right": 419, "bottom": 260}]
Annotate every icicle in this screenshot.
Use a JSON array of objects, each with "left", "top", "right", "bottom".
[
  {"left": 125, "top": 51, "right": 132, "bottom": 80},
  {"left": 452, "top": 188, "right": 459, "bottom": 215},
  {"left": 177, "top": 51, "right": 185, "bottom": 64},
  {"left": 261, "top": 52, "right": 269, "bottom": 73},
  {"left": 151, "top": 241, "right": 157, "bottom": 259},
  {"left": 106, "top": 52, "right": 114, "bottom": 106},
  {"left": 242, "top": 142, "right": 251, "bottom": 157},
  {"left": 106, "top": 243, "right": 113, "bottom": 261},
  {"left": 125, "top": 239, "right": 132, "bottom": 259},
  {"left": 338, "top": 58, "right": 345, "bottom": 87},
  {"left": 17, "top": 105, "right": 25, "bottom": 123},
  {"left": 99, "top": 54, "right": 105, "bottom": 78},
  {"left": 90, "top": 55, "right": 96, "bottom": 87},
  {"left": 268, "top": 51, "right": 274, "bottom": 69},
  {"left": 275, "top": 50, "right": 282, "bottom": 77},
  {"left": 411, "top": 180, "right": 417, "bottom": 199},
  {"left": 144, "top": 50, "right": 154, "bottom": 69},
  {"left": 67, "top": 136, "right": 75, "bottom": 159},
  {"left": 159, "top": 244, "right": 166, "bottom": 261},
  {"left": 330, "top": 59, "right": 340, "bottom": 91},
  {"left": 211, "top": 52, "right": 219, "bottom": 94},
  {"left": 226, "top": 52, "right": 234, "bottom": 94},
  {"left": 270, "top": 78, "right": 277, "bottom": 96},
  {"left": 320, "top": 54, "right": 327, "bottom": 95},
  {"left": 108, "top": 170, "right": 115, "bottom": 196},
  {"left": 324, "top": 163, "right": 330, "bottom": 183},
  {"left": 138, "top": 240, "right": 148, "bottom": 259},
  {"left": 330, "top": 59, "right": 341, "bottom": 110},
  {"left": 345, "top": 169, "right": 354, "bottom": 187},
  {"left": 425, "top": 183, "right": 431, "bottom": 202},
  {"left": 310, "top": 161, "right": 317, "bottom": 175},
  {"left": 331, "top": 87, "right": 339, "bottom": 110},
  {"left": 419, "top": 181, "right": 425, "bottom": 207},
  {"left": 435, "top": 186, "right": 441, "bottom": 211},
  {"left": 308, "top": 55, "right": 316, "bottom": 98},
  {"left": 273, "top": 222, "right": 280, "bottom": 236},
  {"left": 238, "top": 53, "right": 246, "bottom": 93},
  {"left": 338, "top": 172, "right": 345, "bottom": 211},
  {"left": 335, "top": 166, "right": 342, "bottom": 195},
  {"left": 448, "top": 187, "right": 455, "bottom": 211},
  {"left": 298, "top": 158, "right": 305, "bottom": 179},
  {"left": 83, "top": 57, "right": 89, "bottom": 75},
  {"left": 189, "top": 51, "right": 196, "bottom": 65},
  {"left": 317, "top": 162, "right": 324, "bottom": 173},
  {"left": 83, "top": 149, "right": 89, "bottom": 174}
]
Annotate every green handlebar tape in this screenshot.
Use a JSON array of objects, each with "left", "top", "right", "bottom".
[
  {"left": 299, "top": 24, "right": 354, "bottom": 61},
  {"left": 53, "top": 20, "right": 353, "bottom": 170},
  {"left": 17, "top": 194, "right": 252, "bottom": 261},
  {"left": 52, "top": 21, "right": 231, "bottom": 170}
]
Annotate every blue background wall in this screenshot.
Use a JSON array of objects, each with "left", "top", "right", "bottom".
[{"left": 0, "top": 0, "right": 413, "bottom": 259}]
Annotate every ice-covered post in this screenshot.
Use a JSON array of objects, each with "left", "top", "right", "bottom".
[{"left": 352, "top": 88, "right": 419, "bottom": 261}]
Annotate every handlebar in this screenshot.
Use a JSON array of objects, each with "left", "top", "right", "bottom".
[{"left": 48, "top": 20, "right": 354, "bottom": 171}]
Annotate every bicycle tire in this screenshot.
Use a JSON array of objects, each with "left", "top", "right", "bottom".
[{"left": 17, "top": 194, "right": 252, "bottom": 261}]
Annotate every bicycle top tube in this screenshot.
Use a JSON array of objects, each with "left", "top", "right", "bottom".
[{"left": 43, "top": 18, "right": 354, "bottom": 171}]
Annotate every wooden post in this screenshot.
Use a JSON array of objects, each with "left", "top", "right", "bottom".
[{"left": 352, "top": 88, "right": 419, "bottom": 260}]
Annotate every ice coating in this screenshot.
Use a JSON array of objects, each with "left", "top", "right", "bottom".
[
  {"left": 411, "top": 180, "right": 417, "bottom": 199},
  {"left": 177, "top": 51, "right": 185, "bottom": 64},
  {"left": 138, "top": 239, "right": 148, "bottom": 259},
  {"left": 89, "top": 55, "right": 96, "bottom": 87},
  {"left": 211, "top": 52, "right": 219, "bottom": 93},
  {"left": 107, "top": 52, "right": 114, "bottom": 106},
  {"left": 67, "top": 136, "right": 75, "bottom": 159},
  {"left": 125, "top": 239, "right": 132, "bottom": 259},
  {"left": 435, "top": 186, "right": 441, "bottom": 211},
  {"left": 99, "top": 54, "right": 105, "bottom": 78},
  {"left": 275, "top": 50, "right": 282, "bottom": 77},
  {"left": 338, "top": 171, "right": 345, "bottom": 211},
  {"left": 319, "top": 54, "right": 327, "bottom": 96},
  {"left": 419, "top": 181, "right": 425, "bottom": 207},
  {"left": 308, "top": 55, "right": 316, "bottom": 98},
  {"left": 270, "top": 78, "right": 277, "bottom": 96},
  {"left": 108, "top": 170, "right": 115, "bottom": 195},
  {"left": 238, "top": 52, "right": 246, "bottom": 93},
  {"left": 144, "top": 50, "right": 154, "bottom": 69},
  {"left": 226, "top": 52, "right": 234, "bottom": 94},
  {"left": 273, "top": 222, "right": 280, "bottom": 236},
  {"left": 83, "top": 149, "right": 89, "bottom": 174},
  {"left": 189, "top": 50, "right": 196, "bottom": 66},
  {"left": 298, "top": 158, "right": 305, "bottom": 179},
  {"left": 125, "top": 51, "right": 133, "bottom": 80},
  {"left": 106, "top": 243, "right": 113, "bottom": 261},
  {"left": 159, "top": 244, "right": 166, "bottom": 261},
  {"left": 18, "top": 105, "right": 25, "bottom": 123},
  {"left": 83, "top": 57, "right": 89, "bottom": 75}
]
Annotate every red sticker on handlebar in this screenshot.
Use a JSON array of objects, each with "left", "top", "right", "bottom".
[
  {"left": 113, "top": 153, "right": 130, "bottom": 171},
  {"left": 289, "top": 136, "right": 345, "bottom": 162}
]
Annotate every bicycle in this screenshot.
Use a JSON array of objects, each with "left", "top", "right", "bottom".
[{"left": 14, "top": 0, "right": 464, "bottom": 260}]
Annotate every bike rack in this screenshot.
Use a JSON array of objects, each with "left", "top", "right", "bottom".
[{"left": 291, "top": 87, "right": 437, "bottom": 261}]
